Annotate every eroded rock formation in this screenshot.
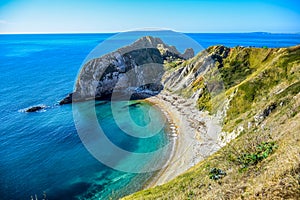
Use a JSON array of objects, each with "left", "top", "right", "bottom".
[{"left": 60, "top": 36, "right": 194, "bottom": 104}]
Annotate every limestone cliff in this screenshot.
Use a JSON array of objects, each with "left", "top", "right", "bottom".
[{"left": 60, "top": 36, "right": 194, "bottom": 104}]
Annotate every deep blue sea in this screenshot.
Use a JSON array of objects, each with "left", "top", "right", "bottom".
[{"left": 0, "top": 32, "right": 299, "bottom": 200}]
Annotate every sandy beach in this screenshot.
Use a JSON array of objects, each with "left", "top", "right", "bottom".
[{"left": 143, "top": 91, "right": 223, "bottom": 187}]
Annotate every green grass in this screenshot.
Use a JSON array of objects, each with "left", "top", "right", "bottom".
[
  {"left": 122, "top": 45, "right": 300, "bottom": 200},
  {"left": 223, "top": 46, "right": 300, "bottom": 132},
  {"left": 196, "top": 84, "right": 212, "bottom": 112}
]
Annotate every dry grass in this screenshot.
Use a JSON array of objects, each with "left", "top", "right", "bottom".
[
  {"left": 123, "top": 112, "right": 300, "bottom": 200},
  {"left": 122, "top": 46, "right": 300, "bottom": 200}
]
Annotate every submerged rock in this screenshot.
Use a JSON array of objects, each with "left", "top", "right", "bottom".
[{"left": 128, "top": 102, "right": 141, "bottom": 107}]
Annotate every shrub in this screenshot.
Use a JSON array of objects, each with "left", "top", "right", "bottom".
[
  {"left": 209, "top": 168, "right": 227, "bottom": 180},
  {"left": 238, "top": 141, "right": 278, "bottom": 169}
]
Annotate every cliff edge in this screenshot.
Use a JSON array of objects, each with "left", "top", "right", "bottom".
[
  {"left": 124, "top": 45, "right": 300, "bottom": 199},
  {"left": 60, "top": 36, "right": 194, "bottom": 104}
]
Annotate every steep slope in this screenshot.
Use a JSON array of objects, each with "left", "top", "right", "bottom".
[
  {"left": 60, "top": 36, "right": 194, "bottom": 104},
  {"left": 123, "top": 45, "right": 300, "bottom": 199}
]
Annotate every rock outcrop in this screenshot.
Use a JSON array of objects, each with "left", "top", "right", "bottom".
[
  {"left": 60, "top": 36, "right": 194, "bottom": 104},
  {"left": 181, "top": 48, "right": 194, "bottom": 60},
  {"left": 25, "top": 105, "right": 45, "bottom": 112},
  {"left": 163, "top": 45, "right": 230, "bottom": 94}
]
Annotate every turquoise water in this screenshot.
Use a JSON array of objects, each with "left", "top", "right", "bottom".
[
  {"left": 0, "top": 33, "right": 171, "bottom": 199},
  {"left": 0, "top": 33, "right": 299, "bottom": 200}
]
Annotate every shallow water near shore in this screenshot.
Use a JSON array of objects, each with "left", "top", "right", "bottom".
[
  {"left": 0, "top": 33, "right": 299, "bottom": 199},
  {"left": 1, "top": 98, "right": 171, "bottom": 200},
  {"left": 0, "top": 34, "right": 172, "bottom": 199}
]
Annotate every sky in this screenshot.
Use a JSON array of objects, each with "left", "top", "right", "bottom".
[{"left": 0, "top": 0, "right": 299, "bottom": 33}]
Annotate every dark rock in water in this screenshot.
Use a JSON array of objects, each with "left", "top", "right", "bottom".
[
  {"left": 59, "top": 93, "right": 73, "bottom": 105},
  {"left": 128, "top": 102, "right": 141, "bottom": 108},
  {"left": 26, "top": 106, "right": 45, "bottom": 112}
]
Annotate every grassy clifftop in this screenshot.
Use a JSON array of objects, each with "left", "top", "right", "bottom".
[{"left": 123, "top": 45, "right": 300, "bottom": 199}]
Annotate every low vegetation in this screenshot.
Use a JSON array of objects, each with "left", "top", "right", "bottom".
[
  {"left": 208, "top": 168, "right": 226, "bottom": 180},
  {"left": 123, "top": 45, "right": 300, "bottom": 200}
]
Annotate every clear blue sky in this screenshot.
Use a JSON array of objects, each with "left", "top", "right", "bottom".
[{"left": 0, "top": 0, "right": 299, "bottom": 33}]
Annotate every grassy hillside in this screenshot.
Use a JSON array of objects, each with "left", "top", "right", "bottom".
[{"left": 123, "top": 45, "right": 300, "bottom": 199}]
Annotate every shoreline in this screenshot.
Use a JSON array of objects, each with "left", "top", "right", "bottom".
[
  {"left": 140, "top": 98, "right": 179, "bottom": 189},
  {"left": 141, "top": 91, "right": 223, "bottom": 187}
]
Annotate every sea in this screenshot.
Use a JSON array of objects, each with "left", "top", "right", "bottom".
[{"left": 0, "top": 32, "right": 299, "bottom": 200}]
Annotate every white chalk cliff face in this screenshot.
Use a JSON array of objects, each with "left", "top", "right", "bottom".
[
  {"left": 60, "top": 36, "right": 194, "bottom": 104},
  {"left": 163, "top": 46, "right": 230, "bottom": 97}
]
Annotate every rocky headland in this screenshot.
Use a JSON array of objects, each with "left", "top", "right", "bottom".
[
  {"left": 60, "top": 36, "right": 300, "bottom": 199},
  {"left": 60, "top": 36, "right": 194, "bottom": 104}
]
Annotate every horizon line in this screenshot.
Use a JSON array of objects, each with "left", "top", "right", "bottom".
[{"left": 0, "top": 31, "right": 300, "bottom": 35}]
